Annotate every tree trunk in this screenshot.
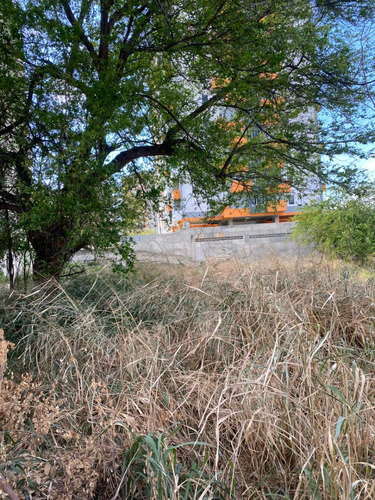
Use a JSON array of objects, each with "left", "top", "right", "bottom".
[
  {"left": 28, "top": 225, "right": 77, "bottom": 281},
  {"left": 6, "top": 250, "right": 14, "bottom": 289},
  {"left": 4, "top": 209, "right": 14, "bottom": 289},
  {"left": 32, "top": 251, "right": 68, "bottom": 281}
]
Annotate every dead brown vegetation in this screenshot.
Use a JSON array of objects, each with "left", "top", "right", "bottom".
[{"left": 0, "top": 257, "right": 375, "bottom": 499}]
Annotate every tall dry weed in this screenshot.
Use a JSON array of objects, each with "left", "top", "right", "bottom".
[{"left": 0, "top": 257, "right": 375, "bottom": 499}]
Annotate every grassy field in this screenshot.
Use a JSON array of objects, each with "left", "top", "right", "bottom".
[{"left": 0, "top": 257, "right": 375, "bottom": 499}]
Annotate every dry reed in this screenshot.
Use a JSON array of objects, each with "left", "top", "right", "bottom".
[{"left": 0, "top": 256, "right": 375, "bottom": 499}]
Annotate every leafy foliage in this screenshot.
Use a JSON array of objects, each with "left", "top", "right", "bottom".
[
  {"left": 0, "top": 0, "right": 374, "bottom": 277},
  {"left": 293, "top": 188, "right": 375, "bottom": 263},
  {"left": 118, "top": 428, "right": 229, "bottom": 499}
]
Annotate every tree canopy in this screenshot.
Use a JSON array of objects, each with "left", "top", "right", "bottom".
[{"left": 0, "top": 0, "right": 374, "bottom": 278}]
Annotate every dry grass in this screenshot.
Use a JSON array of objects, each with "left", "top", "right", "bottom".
[{"left": 1, "top": 256, "right": 375, "bottom": 499}]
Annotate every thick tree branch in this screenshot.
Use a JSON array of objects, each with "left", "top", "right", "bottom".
[
  {"left": 0, "top": 70, "right": 42, "bottom": 137},
  {"left": 61, "top": 0, "right": 99, "bottom": 68},
  {"left": 108, "top": 6, "right": 129, "bottom": 33},
  {"left": 98, "top": 0, "right": 110, "bottom": 61},
  {"left": 78, "top": 0, "right": 93, "bottom": 22},
  {"left": 0, "top": 187, "right": 24, "bottom": 209},
  {"left": 101, "top": 84, "right": 235, "bottom": 181},
  {"left": 0, "top": 200, "right": 23, "bottom": 213},
  {"left": 117, "top": 8, "right": 151, "bottom": 75},
  {"left": 104, "top": 142, "right": 178, "bottom": 179}
]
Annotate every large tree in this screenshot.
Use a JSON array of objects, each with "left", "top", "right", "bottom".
[{"left": 0, "top": 0, "right": 373, "bottom": 278}]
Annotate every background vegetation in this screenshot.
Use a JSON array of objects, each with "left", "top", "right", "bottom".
[{"left": 293, "top": 188, "right": 375, "bottom": 264}]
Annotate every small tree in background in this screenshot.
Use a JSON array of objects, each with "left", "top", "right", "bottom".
[{"left": 292, "top": 187, "right": 375, "bottom": 264}]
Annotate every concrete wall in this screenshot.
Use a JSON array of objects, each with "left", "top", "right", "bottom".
[
  {"left": 0, "top": 223, "right": 304, "bottom": 276},
  {"left": 131, "top": 222, "right": 307, "bottom": 263},
  {"left": 131, "top": 230, "right": 194, "bottom": 264}
]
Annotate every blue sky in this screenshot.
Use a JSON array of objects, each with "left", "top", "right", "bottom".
[
  {"left": 358, "top": 156, "right": 375, "bottom": 173},
  {"left": 320, "top": 18, "right": 375, "bottom": 179},
  {"left": 333, "top": 145, "right": 375, "bottom": 178}
]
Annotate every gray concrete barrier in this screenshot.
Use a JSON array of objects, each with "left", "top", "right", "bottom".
[
  {"left": 131, "top": 222, "right": 307, "bottom": 263},
  {"left": 1, "top": 223, "right": 305, "bottom": 277}
]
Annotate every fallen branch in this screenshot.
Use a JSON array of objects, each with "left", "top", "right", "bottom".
[{"left": 0, "top": 473, "right": 20, "bottom": 500}]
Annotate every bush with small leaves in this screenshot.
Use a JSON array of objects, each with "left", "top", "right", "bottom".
[{"left": 293, "top": 189, "right": 375, "bottom": 264}]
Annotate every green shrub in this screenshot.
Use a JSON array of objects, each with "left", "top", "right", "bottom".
[
  {"left": 117, "top": 428, "right": 230, "bottom": 499},
  {"left": 293, "top": 190, "right": 375, "bottom": 263}
]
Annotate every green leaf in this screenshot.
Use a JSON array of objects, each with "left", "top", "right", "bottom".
[
  {"left": 334, "top": 415, "right": 346, "bottom": 440},
  {"left": 327, "top": 385, "right": 351, "bottom": 408}
]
